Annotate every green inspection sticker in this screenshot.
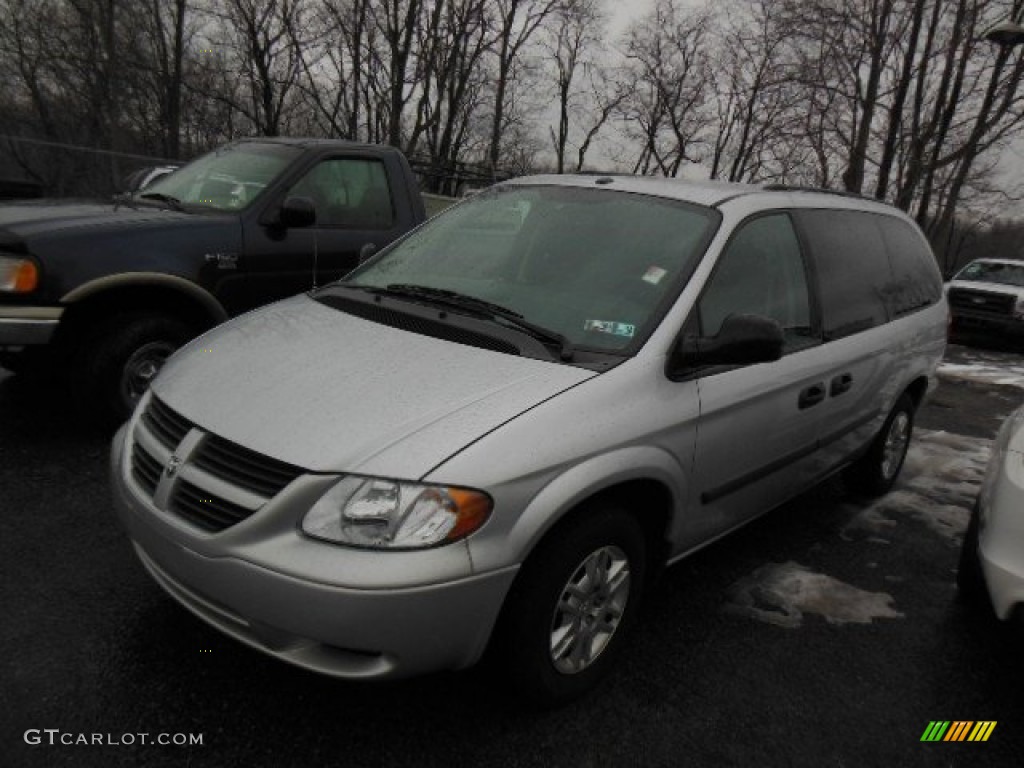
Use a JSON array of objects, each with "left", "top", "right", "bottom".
[{"left": 584, "top": 319, "right": 636, "bottom": 338}]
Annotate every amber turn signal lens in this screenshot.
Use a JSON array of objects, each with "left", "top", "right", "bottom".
[
  {"left": 447, "top": 488, "right": 493, "bottom": 541},
  {"left": 13, "top": 261, "right": 38, "bottom": 292}
]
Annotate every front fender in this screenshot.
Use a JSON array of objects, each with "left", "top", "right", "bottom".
[
  {"left": 467, "top": 444, "right": 688, "bottom": 573},
  {"left": 62, "top": 272, "right": 229, "bottom": 324}
]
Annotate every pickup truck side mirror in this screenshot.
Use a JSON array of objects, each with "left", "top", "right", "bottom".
[
  {"left": 669, "top": 313, "right": 784, "bottom": 377},
  {"left": 279, "top": 196, "right": 317, "bottom": 229},
  {"left": 359, "top": 242, "right": 378, "bottom": 264}
]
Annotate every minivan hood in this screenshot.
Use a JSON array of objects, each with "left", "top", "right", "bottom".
[{"left": 152, "top": 294, "right": 596, "bottom": 476}]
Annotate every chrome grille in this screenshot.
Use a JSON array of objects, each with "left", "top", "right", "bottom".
[
  {"left": 193, "top": 435, "right": 302, "bottom": 498},
  {"left": 131, "top": 442, "right": 162, "bottom": 496},
  {"left": 130, "top": 397, "right": 306, "bottom": 534},
  {"left": 948, "top": 288, "right": 1015, "bottom": 317},
  {"left": 142, "top": 395, "right": 193, "bottom": 448},
  {"left": 170, "top": 479, "right": 255, "bottom": 532}
]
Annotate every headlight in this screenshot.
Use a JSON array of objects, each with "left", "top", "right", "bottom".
[
  {"left": 0, "top": 256, "right": 39, "bottom": 292},
  {"left": 301, "top": 476, "right": 492, "bottom": 549}
]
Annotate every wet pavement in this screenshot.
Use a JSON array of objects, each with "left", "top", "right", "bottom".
[{"left": 1, "top": 342, "right": 1022, "bottom": 767}]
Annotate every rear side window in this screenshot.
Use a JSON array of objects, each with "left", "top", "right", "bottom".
[
  {"left": 797, "top": 210, "right": 889, "bottom": 339},
  {"left": 287, "top": 158, "right": 395, "bottom": 230},
  {"left": 876, "top": 217, "right": 942, "bottom": 315}
]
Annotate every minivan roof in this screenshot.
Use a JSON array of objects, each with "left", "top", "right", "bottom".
[{"left": 506, "top": 174, "right": 903, "bottom": 215}]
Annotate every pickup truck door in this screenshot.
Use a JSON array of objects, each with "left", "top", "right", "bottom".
[{"left": 228, "top": 153, "right": 417, "bottom": 314}]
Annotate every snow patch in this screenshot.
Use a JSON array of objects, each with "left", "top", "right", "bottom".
[
  {"left": 938, "top": 352, "right": 1024, "bottom": 389},
  {"left": 840, "top": 430, "right": 987, "bottom": 544},
  {"left": 725, "top": 561, "right": 903, "bottom": 628},
  {"left": 838, "top": 430, "right": 987, "bottom": 544}
]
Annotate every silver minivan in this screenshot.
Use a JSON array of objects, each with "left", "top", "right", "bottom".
[{"left": 111, "top": 176, "right": 947, "bottom": 703}]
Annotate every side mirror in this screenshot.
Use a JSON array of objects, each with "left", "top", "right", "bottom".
[
  {"left": 279, "top": 196, "right": 316, "bottom": 229},
  {"left": 671, "top": 313, "right": 784, "bottom": 375},
  {"left": 359, "top": 242, "right": 378, "bottom": 265}
]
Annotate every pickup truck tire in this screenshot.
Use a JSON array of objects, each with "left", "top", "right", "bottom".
[
  {"left": 0, "top": 347, "right": 60, "bottom": 380},
  {"left": 844, "top": 393, "right": 915, "bottom": 497},
  {"left": 72, "top": 312, "right": 190, "bottom": 425},
  {"left": 493, "top": 505, "right": 646, "bottom": 706}
]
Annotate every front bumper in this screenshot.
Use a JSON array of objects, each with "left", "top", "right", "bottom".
[
  {"left": 111, "top": 423, "right": 518, "bottom": 679},
  {"left": 950, "top": 308, "right": 1024, "bottom": 335},
  {"left": 0, "top": 306, "right": 62, "bottom": 346},
  {"left": 977, "top": 448, "right": 1024, "bottom": 620}
]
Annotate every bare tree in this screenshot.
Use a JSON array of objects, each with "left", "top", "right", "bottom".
[
  {"left": 207, "top": 0, "right": 309, "bottom": 136},
  {"left": 620, "top": 0, "right": 713, "bottom": 176},
  {"left": 542, "top": 0, "right": 604, "bottom": 173},
  {"left": 487, "top": 0, "right": 560, "bottom": 174}
]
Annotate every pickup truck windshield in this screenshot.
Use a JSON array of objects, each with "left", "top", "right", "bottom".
[
  {"left": 955, "top": 260, "right": 1024, "bottom": 288},
  {"left": 343, "top": 184, "right": 718, "bottom": 353},
  {"left": 140, "top": 142, "right": 301, "bottom": 212}
]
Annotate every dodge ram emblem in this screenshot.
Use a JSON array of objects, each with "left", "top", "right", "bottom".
[{"left": 165, "top": 455, "right": 182, "bottom": 477}]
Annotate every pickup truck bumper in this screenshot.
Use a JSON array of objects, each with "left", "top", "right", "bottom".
[{"left": 0, "top": 306, "right": 62, "bottom": 346}]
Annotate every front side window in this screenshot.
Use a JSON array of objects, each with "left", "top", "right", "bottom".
[
  {"left": 341, "top": 184, "right": 719, "bottom": 353},
  {"left": 697, "top": 214, "right": 815, "bottom": 353},
  {"left": 142, "top": 142, "right": 300, "bottom": 211},
  {"left": 286, "top": 158, "right": 395, "bottom": 230}
]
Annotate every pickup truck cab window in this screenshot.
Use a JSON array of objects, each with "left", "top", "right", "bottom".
[{"left": 287, "top": 158, "right": 396, "bottom": 230}]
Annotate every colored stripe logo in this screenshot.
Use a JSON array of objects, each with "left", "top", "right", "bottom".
[{"left": 920, "top": 721, "right": 996, "bottom": 742}]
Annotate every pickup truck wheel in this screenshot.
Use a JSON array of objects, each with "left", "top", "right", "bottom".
[
  {"left": 844, "top": 393, "right": 915, "bottom": 497},
  {"left": 72, "top": 313, "right": 189, "bottom": 425},
  {"left": 493, "top": 505, "right": 646, "bottom": 706},
  {"left": 0, "top": 347, "right": 59, "bottom": 380}
]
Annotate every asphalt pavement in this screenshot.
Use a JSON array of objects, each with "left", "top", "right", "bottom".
[{"left": 1, "top": 341, "right": 1022, "bottom": 768}]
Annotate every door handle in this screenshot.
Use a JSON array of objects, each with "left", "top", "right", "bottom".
[
  {"left": 798, "top": 383, "right": 827, "bottom": 409},
  {"left": 830, "top": 373, "right": 853, "bottom": 397}
]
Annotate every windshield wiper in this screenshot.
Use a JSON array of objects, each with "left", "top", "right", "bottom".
[
  {"left": 138, "top": 192, "right": 184, "bottom": 211},
  {"left": 376, "top": 283, "right": 575, "bottom": 362}
]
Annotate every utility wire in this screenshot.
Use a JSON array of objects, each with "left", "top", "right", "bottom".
[{"left": 0, "top": 134, "right": 177, "bottom": 163}]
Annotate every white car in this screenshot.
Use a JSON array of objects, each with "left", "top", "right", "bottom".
[{"left": 959, "top": 405, "right": 1024, "bottom": 623}]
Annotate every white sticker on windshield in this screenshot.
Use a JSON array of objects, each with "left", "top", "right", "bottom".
[
  {"left": 642, "top": 266, "right": 668, "bottom": 285},
  {"left": 584, "top": 319, "right": 636, "bottom": 338}
]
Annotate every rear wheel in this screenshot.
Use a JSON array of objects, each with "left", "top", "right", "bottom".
[
  {"left": 71, "top": 312, "right": 190, "bottom": 426},
  {"left": 493, "top": 504, "right": 647, "bottom": 706},
  {"left": 844, "top": 393, "right": 915, "bottom": 497}
]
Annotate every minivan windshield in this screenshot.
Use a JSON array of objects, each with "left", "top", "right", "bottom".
[
  {"left": 341, "top": 184, "right": 718, "bottom": 353},
  {"left": 139, "top": 142, "right": 301, "bottom": 212},
  {"left": 955, "top": 260, "right": 1024, "bottom": 288}
]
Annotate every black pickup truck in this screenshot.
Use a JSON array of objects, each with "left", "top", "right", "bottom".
[{"left": 0, "top": 138, "right": 431, "bottom": 422}]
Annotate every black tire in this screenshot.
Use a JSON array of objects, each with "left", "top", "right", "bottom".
[
  {"left": 957, "top": 502, "right": 989, "bottom": 604},
  {"left": 844, "top": 393, "right": 915, "bottom": 497},
  {"left": 493, "top": 504, "right": 647, "bottom": 706},
  {"left": 0, "top": 346, "right": 60, "bottom": 380},
  {"left": 71, "top": 312, "right": 190, "bottom": 426}
]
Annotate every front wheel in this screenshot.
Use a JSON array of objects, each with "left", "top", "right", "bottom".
[
  {"left": 493, "top": 505, "right": 647, "bottom": 705},
  {"left": 844, "top": 393, "right": 915, "bottom": 497},
  {"left": 72, "top": 312, "right": 190, "bottom": 426}
]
